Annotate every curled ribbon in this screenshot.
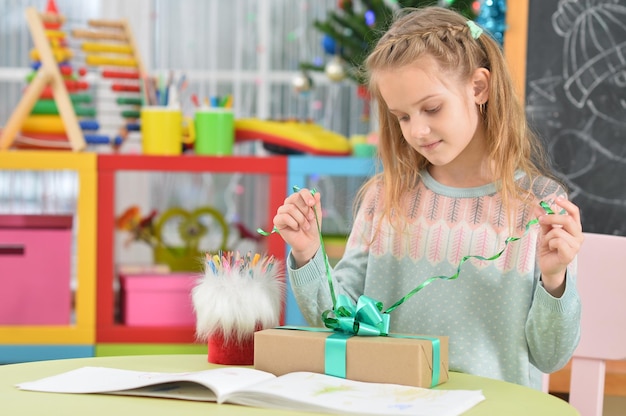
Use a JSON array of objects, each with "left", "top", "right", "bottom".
[{"left": 383, "top": 200, "right": 556, "bottom": 313}]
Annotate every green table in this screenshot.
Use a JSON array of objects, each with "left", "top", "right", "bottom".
[{"left": 0, "top": 354, "right": 578, "bottom": 415}]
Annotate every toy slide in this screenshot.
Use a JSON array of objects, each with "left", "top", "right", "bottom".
[{"left": 234, "top": 118, "right": 351, "bottom": 156}]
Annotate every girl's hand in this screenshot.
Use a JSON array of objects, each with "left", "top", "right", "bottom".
[
  {"left": 272, "top": 188, "right": 322, "bottom": 267},
  {"left": 536, "top": 196, "right": 584, "bottom": 297}
]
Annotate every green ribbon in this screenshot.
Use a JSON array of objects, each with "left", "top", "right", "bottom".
[
  {"left": 325, "top": 332, "right": 352, "bottom": 378},
  {"left": 383, "top": 200, "right": 555, "bottom": 313},
  {"left": 259, "top": 187, "right": 558, "bottom": 387}
]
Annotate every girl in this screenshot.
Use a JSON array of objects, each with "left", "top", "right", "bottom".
[{"left": 272, "top": 7, "right": 583, "bottom": 390}]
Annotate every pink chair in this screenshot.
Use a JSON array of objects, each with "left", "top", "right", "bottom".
[{"left": 543, "top": 232, "right": 626, "bottom": 416}]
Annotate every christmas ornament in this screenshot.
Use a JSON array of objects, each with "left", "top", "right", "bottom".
[
  {"left": 475, "top": 0, "right": 506, "bottom": 46},
  {"left": 322, "top": 34, "right": 339, "bottom": 55},
  {"left": 365, "top": 10, "right": 376, "bottom": 26},
  {"left": 337, "top": 0, "right": 353, "bottom": 10},
  {"left": 324, "top": 56, "right": 346, "bottom": 82},
  {"left": 291, "top": 72, "right": 312, "bottom": 93}
]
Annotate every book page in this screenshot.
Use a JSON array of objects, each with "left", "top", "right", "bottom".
[
  {"left": 16, "top": 366, "right": 276, "bottom": 402},
  {"left": 112, "top": 381, "right": 220, "bottom": 401},
  {"left": 225, "top": 371, "right": 485, "bottom": 416}
]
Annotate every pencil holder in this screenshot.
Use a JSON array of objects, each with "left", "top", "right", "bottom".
[
  {"left": 193, "top": 108, "right": 234, "bottom": 156},
  {"left": 140, "top": 107, "right": 194, "bottom": 155},
  {"left": 191, "top": 251, "right": 284, "bottom": 365}
]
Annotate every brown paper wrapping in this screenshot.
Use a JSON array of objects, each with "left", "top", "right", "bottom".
[{"left": 254, "top": 328, "right": 448, "bottom": 388}]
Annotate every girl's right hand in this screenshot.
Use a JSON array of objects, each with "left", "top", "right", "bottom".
[{"left": 272, "top": 188, "right": 322, "bottom": 268}]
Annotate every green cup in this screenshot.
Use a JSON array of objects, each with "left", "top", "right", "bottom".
[{"left": 194, "top": 108, "right": 234, "bottom": 156}]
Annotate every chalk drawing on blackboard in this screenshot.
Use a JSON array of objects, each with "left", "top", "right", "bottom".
[
  {"left": 526, "top": 0, "right": 626, "bottom": 234},
  {"left": 552, "top": 0, "right": 626, "bottom": 124},
  {"left": 527, "top": 73, "right": 563, "bottom": 129}
]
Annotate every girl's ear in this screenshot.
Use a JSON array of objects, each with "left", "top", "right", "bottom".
[{"left": 472, "top": 67, "right": 490, "bottom": 104}]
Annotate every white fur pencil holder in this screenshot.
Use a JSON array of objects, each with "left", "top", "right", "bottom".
[{"left": 191, "top": 251, "right": 285, "bottom": 365}]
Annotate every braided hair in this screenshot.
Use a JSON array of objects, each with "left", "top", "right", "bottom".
[{"left": 358, "top": 6, "right": 558, "bottom": 231}]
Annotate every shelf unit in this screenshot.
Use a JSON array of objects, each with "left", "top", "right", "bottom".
[
  {"left": 96, "top": 154, "right": 288, "bottom": 344},
  {"left": 0, "top": 151, "right": 97, "bottom": 363},
  {"left": 0, "top": 153, "right": 375, "bottom": 360}
]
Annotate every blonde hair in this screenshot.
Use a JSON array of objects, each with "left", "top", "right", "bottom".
[{"left": 357, "top": 6, "right": 558, "bottom": 230}]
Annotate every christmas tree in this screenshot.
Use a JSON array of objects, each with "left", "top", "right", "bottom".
[{"left": 299, "top": 0, "right": 478, "bottom": 86}]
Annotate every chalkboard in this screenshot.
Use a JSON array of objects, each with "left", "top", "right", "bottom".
[{"left": 525, "top": 0, "right": 626, "bottom": 236}]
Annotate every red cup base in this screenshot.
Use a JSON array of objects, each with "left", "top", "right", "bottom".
[{"left": 207, "top": 332, "right": 255, "bottom": 365}]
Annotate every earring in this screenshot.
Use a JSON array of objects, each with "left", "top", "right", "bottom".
[{"left": 478, "top": 102, "right": 486, "bottom": 116}]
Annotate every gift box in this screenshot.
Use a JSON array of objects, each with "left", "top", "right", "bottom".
[
  {"left": 120, "top": 272, "right": 198, "bottom": 326},
  {"left": 254, "top": 328, "right": 448, "bottom": 388}
]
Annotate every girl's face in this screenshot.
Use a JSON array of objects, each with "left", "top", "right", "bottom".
[{"left": 377, "top": 55, "right": 489, "bottom": 179}]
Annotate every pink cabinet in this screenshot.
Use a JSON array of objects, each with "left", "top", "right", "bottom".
[{"left": 0, "top": 215, "right": 73, "bottom": 325}]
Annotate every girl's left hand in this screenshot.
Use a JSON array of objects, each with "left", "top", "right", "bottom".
[{"left": 536, "top": 196, "right": 584, "bottom": 297}]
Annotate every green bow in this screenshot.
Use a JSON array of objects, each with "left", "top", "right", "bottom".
[{"left": 323, "top": 294, "right": 391, "bottom": 337}]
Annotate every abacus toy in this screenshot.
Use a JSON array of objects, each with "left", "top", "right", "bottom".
[{"left": 0, "top": 0, "right": 145, "bottom": 152}]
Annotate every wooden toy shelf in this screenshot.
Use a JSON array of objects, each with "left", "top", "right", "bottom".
[
  {"left": 96, "top": 154, "right": 287, "bottom": 343},
  {"left": 0, "top": 151, "right": 97, "bottom": 362}
]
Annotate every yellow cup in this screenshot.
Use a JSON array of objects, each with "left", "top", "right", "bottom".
[{"left": 140, "top": 107, "right": 193, "bottom": 155}]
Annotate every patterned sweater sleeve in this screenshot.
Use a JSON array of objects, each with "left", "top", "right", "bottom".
[
  {"left": 286, "top": 249, "right": 335, "bottom": 327},
  {"left": 525, "top": 261, "right": 582, "bottom": 373},
  {"left": 525, "top": 180, "right": 582, "bottom": 372}
]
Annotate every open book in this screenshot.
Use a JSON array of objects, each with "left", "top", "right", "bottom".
[{"left": 16, "top": 366, "right": 485, "bottom": 416}]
